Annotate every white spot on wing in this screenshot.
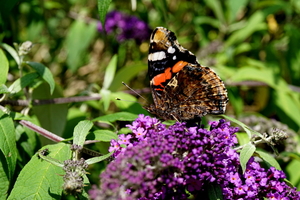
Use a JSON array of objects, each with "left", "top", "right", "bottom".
[
  {"left": 173, "top": 55, "right": 177, "bottom": 60},
  {"left": 148, "top": 51, "right": 166, "bottom": 61},
  {"left": 167, "top": 46, "right": 176, "bottom": 54}
]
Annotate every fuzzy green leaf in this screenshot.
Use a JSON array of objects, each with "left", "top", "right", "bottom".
[
  {"left": 0, "top": 110, "right": 17, "bottom": 180},
  {"left": 8, "top": 143, "right": 71, "bottom": 200},
  {"left": 98, "top": 0, "right": 112, "bottom": 29}
]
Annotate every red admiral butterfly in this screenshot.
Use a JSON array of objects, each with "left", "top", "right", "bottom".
[{"left": 144, "top": 27, "right": 228, "bottom": 121}]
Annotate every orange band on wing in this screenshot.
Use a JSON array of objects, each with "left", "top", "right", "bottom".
[
  {"left": 153, "top": 67, "right": 172, "bottom": 88},
  {"left": 172, "top": 61, "right": 188, "bottom": 73}
]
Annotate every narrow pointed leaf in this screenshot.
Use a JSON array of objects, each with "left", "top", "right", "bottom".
[
  {"left": 86, "top": 152, "right": 113, "bottom": 165},
  {"left": 0, "top": 49, "right": 9, "bottom": 84},
  {"left": 0, "top": 43, "right": 20, "bottom": 65},
  {"left": 98, "top": 0, "right": 112, "bottom": 29},
  {"left": 240, "top": 142, "right": 256, "bottom": 173},
  {"left": 103, "top": 55, "right": 118, "bottom": 89}
]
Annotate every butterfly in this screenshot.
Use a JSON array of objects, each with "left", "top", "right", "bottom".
[{"left": 144, "top": 27, "right": 228, "bottom": 122}]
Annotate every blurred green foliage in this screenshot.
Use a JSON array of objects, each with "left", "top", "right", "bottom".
[{"left": 1, "top": 0, "right": 300, "bottom": 198}]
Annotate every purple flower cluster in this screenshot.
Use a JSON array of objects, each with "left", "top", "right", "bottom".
[
  {"left": 98, "top": 11, "right": 151, "bottom": 43},
  {"left": 89, "top": 115, "right": 300, "bottom": 200}
]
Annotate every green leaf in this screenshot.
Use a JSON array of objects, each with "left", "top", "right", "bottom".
[
  {"left": 0, "top": 150, "right": 9, "bottom": 200},
  {"left": 8, "top": 143, "right": 71, "bottom": 200},
  {"left": 255, "top": 149, "right": 281, "bottom": 170},
  {"left": 109, "top": 62, "right": 148, "bottom": 92},
  {"left": 100, "top": 88, "right": 111, "bottom": 112},
  {"left": 227, "top": 0, "right": 249, "bottom": 23},
  {"left": 275, "top": 91, "right": 300, "bottom": 129},
  {"left": 207, "top": 183, "right": 223, "bottom": 200},
  {"left": 226, "top": 11, "right": 266, "bottom": 46},
  {"left": 15, "top": 124, "right": 41, "bottom": 160},
  {"left": 111, "top": 92, "right": 148, "bottom": 115},
  {"left": 103, "top": 55, "right": 118, "bottom": 90},
  {"left": 61, "top": 108, "right": 87, "bottom": 139},
  {"left": 204, "top": 0, "right": 225, "bottom": 24},
  {"left": 73, "top": 120, "right": 93, "bottom": 146},
  {"left": 0, "top": 84, "right": 10, "bottom": 94},
  {"left": 0, "top": 110, "right": 17, "bottom": 181},
  {"left": 193, "top": 16, "right": 221, "bottom": 29},
  {"left": 98, "top": 0, "right": 112, "bottom": 29},
  {"left": 0, "top": 43, "right": 20, "bottom": 65},
  {"left": 27, "top": 62, "right": 55, "bottom": 95},
  {"left": 235, "top": 132, "right": 250, "bottom": 145},
  {"left": 92, "top": 130, "right": 118, "bottom": 142},
  {"left": 32, "top": 83, "right": 68, "bottom": 138},
  {"left": 8, "top": 72, "right": 39, "bottom": 94},
  {"left": 93, "top": 112, "right": 138, "bottom": 123},
  {"left": 286, "top": 159, "right": 300, "bottom": 187},
  {"left": 221, "top": 115, "right": 264, "bottom": 139},
  {"left": 0, "top": 49, "right": 9, "bottom": 85},
  {"left": 227, "top": 87, "right": 244, "bottom": 116},
  {"left": 118, "top": 127, "right": 132, "bottom": 134},
  {"left": 65, "top": 20, "right": 97, "bottom": 72},
  {"left": 240, "top": 142, "right": 256, "bottom": 173},
  {"left": 86, "top": 152, "right": 113, "bottom": 165}
]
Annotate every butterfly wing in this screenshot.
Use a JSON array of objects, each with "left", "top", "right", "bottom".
[{"left": 146, "top": 27, "right": 228, "bottom": 121}]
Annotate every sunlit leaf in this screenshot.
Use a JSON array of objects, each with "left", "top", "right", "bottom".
[
  {"left": 92, "top": 130, "right": 118, "bottom": 142},
  {"left": 27, "top": 62, "right": 55, "bottom": 95},
  {"left": 103, "top": 55, "right": 117, "bottom": 90},
  {"left": 255, "top": 149, "right": 281, "bottom": 170},
  {"left": 0, "top": 43, "right": 20, "bottom": 65},
  {"left": 93, "top": 112, "right": 138, "bottom": 123},
  {"left": 240, "top": 142, "right": 256, "bottom": 174},
  {"left": 86, "top": 152, "right": 113, "bottom": 165},
  {"left": 7, "top": 143, "right": 70, "bottom": 200},
  {"left": 8, "top": 72, "right": 39, "bottom": 94},
  {"left": 73, "top": 120, "right": 93, "bottom": 146},
  {"left": 0, "top": 49, "right": 9, "bottom": 84}
]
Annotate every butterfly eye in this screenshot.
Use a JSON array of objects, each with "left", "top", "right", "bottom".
[{"left": 169, "top": 32, "right": 177, "bottom": 41}]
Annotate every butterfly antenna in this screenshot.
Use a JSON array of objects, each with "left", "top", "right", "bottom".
[
  {"left": 122, "top": 81, "right": 148, "bottom": 103},
  {"left": 115, "top": 98, "right": 139, "bottom": 103}
]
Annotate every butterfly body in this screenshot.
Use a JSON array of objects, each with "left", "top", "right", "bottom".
[{"left": 145, "top": 27, "right": 228, "bottom": 121}]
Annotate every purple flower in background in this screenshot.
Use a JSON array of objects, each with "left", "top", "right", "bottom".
[
  {"left": 98, "top": 11, "right": 151, "bottom": 43},
  {"left": 89, "top": 115, "right": 300, "bottom": 199}
]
